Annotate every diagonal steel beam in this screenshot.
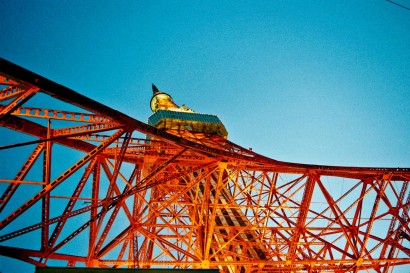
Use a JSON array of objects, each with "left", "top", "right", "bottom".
[
  {"left": 0, "top": 129, "right": 125, "bottom": 229},
  {"left": 0, "top": 142, "right": 45, "bottom": 213}
]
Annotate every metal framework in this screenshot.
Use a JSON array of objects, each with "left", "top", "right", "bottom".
[{"left": 0, "top": 58, "right": 409, "bottom": 272}]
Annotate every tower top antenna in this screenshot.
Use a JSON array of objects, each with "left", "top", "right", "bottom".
[{"left": 152, "top": 83, "right": 161, "bottom": 95}]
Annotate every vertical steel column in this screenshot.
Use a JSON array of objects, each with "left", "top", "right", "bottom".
[{"left": 41, "top": 119, "right": 52, "bottom": 251}]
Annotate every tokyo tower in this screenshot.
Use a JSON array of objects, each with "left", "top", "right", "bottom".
[{"left": 0, "top": 58, "right": 409, "bottom": 272}]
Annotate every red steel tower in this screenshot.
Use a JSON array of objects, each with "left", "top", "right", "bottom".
[{"left": 0, "top": 58, "right": 409, "bottom": 272}]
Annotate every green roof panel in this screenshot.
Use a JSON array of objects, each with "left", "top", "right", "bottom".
[{"left": 148, "top": 110, "right": 223, "bottom": 126}]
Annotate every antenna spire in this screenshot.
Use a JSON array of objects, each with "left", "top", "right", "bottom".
[{"left": 152, "top": 84, "right": 161, "bottom": 95}]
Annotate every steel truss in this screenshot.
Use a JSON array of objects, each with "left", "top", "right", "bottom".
[{"left": 0, "top": 58, "right": 409, "bottom": 272}]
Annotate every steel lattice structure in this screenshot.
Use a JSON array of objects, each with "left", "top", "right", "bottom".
[{"left": 0, "top": 58, "right": 409, "bottom": 273}]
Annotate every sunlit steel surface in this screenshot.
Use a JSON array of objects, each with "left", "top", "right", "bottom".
[
  {"left": 34, "top": 267, "right": 218, "bottom": 273},
  {"left": 0, "top": 58, "right": 409, "bottom": 273}
]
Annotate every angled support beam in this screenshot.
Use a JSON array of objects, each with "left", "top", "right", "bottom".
[
  {"left": 97, "top": 164, "right": 218, "bottom": 261},
  {"left": 99, "top": 160, "right": 133, "bottom": 219},
  {"left": 0, "top": 114, "right": 95, "bottom": 152},
  {"left": 0, "top": 87, "right": 40, "bottom": 119},
  {"left": 0, "top": 128, "right": 125, "bottom": 229},
  {"left": 9, "top": 106, "right": 114, "bottom": 123},
  {"left": 316, "top": 178, "right": 362, "bottom": 259},
  {"left": 139, "top": 226, "right": 199, "bottom": 261},
  {"left": 93, "top": 132, "right": 135, "bottom": 255},
  {"left": 358, "top": 178, "right": 389, "bottom": 259},
  {"left": 88, "top": 160, "right": 101, "bottom": 262},
  {"left": 0, "top": 203, "right": 99, "bottom": 242},
  {"left": 0, "top": 142, "right": 45, "bottom": 213},
  {"left": 52, "top": 123, "right": 121, "bottom": 138},
  {"left": 0, "top": 76, "right": 30, "bottom": 102},
  {"left": 203, "top": 162, "right": 227, "bottom": 263},
  {"left": 286, "top": 173, "right": 316, "bottom": 262},
  {"left": 48, "top": 157, "right": 99, "bottom": 248},
  {"left": 0, "top": 245, "right": 88, "bottom": 266}
]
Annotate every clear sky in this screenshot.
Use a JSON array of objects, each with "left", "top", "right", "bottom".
[{"left": 1, "top": 1, "right": 410, "bottom": 272}]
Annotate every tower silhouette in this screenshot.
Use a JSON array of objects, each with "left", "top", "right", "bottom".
[{"left": 0, "top": 58, "right": 409, "bottom": 272}]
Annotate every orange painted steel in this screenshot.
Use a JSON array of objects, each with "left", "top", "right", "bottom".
[{"left": 0, "top": 58, "right": 409, "bottom": 273}]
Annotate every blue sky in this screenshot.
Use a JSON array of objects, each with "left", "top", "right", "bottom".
[
  {"left": 1, "top": 1, "right": 410, "bottom": 271},
  {"left": 1, "top": 1, "right": 409, "bottom": 167}
]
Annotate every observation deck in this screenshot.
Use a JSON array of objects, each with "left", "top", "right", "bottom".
[
  {"left": 148, "top": 110, "right": 228, "bottom": 138},
  {"left": 148, "top": 84, "right": 228, "bottom": 138}
]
